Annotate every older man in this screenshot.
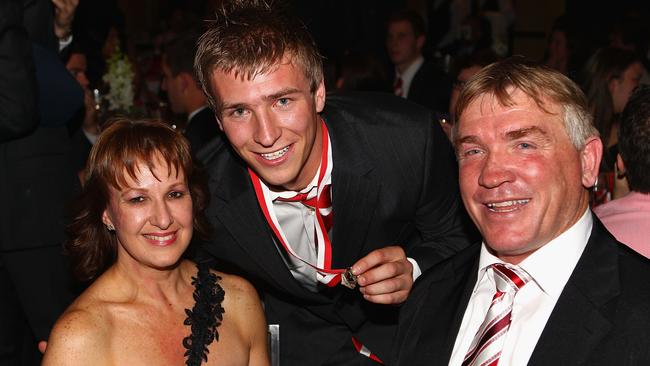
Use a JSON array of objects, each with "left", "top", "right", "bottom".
[{"left": 392, "top": 57, "right": 650, "bottom": 366}]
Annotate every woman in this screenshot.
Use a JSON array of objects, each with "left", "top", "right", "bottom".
[
  {"left": 582, "top": 47, "right": 644, "bottom": 154},
  {"left": 43, "top": 119, "right": 269, "bottom": 365},
  {"left": 582, "top": 47, "right": 645, "bottom": 201}
]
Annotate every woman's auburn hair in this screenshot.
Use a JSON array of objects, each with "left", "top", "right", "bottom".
[{"left": 65, "top": 118, "right": 210, "bottom": 282}]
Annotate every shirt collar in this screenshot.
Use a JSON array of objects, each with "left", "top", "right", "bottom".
[
  {"left": 396, "top": 56, "right": 424, "bottom": 84},
  {"left": 187, "top": 105, "right": 209, "bottom": 123},
  {"left": 475, "top": 208, "right": 592, "bottom": 299}
]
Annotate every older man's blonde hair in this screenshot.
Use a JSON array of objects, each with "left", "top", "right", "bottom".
[{"left": 453, "top": 56, "right": 598, "bottom": 149}]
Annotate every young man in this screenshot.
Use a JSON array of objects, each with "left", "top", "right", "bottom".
[
  {"left": 194, "top": 1, "right": 476, "bottom": 365},
  {"left": 392, "top": 58, "right": 650, "bottom": 366},
  {"left": 386, "top": 9, "right": 451, "bottom": 113}
]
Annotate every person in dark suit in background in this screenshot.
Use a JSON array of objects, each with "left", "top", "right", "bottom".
[
  {"left": 65, "top": 44, "right": 100, "bottom": 175},
  {"left": 1, "top": 0, "right": 82, "bottom": 364},
  {"left": 193, "top": 1, "right": 477, "bottom": 365},
  {"left": 0, "top": 0, "right": 38, "bottom": 141},
  {"left": 161, "top": 28, "right": 221, "bottom": 156},
  {"left": 386, "top": 9, "right": 451, "bottom": 113},
  {"left": 392, "top": 57, "right": 650, "bottom": 366}
]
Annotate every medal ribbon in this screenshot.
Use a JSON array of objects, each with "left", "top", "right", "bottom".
[{"left": 249, "top": 119, "right": 344, "bottom": 287}]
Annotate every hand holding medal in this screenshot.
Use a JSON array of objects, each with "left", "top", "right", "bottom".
[{"left": 349, "top": 246, "right": 414, "bottom": 304}]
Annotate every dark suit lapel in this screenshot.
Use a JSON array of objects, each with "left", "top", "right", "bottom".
[
  {"left": 324, "top": 115, "right": 380, "bottom": 268},
  {"left": 528, "top": 218, "right": 619, "bottom": 365},
  {"left": 209, "top": 153, "right": 320, "bottom": 298},
  {"left": 394, "top": 246, "right": 480, "bottom": 366}
]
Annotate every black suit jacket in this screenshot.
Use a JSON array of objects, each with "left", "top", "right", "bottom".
[
  {"left": 393, "top": 60, "right": 451, "bottom": 114},
  {"left": 0, "top": 0, "right": 37, "bottom": 141},
  {"left": 184, "top": 106, "right": 220, "bottom": 156},
  {"left": 392, "top": 216, "right": 650, "bottom": 366},
  {"left": 0, "top": 0, "right": 80, "bottom": 355},
  {"left": 198, "top": 92, "right": 476, "bottom": 365}
]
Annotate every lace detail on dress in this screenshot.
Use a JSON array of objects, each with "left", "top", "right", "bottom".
[{"left": 183, "top": 263, "right": 225, "bottom": 366}]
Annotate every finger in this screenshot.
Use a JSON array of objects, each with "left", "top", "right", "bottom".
[
  {"left": 362, "top": 290, "right": 410, "bottom": 305},
  {"left": 356, "top": 260, "right": 408, "bottom": 286},
  {"left": 351, "top": 246, "right": 405, "bottom": 276},
  {"left": 38, "top": 341, "right": 48, "bottom": 354},
  {"left": 359, "top": 275, "right": 410, "bottom": 296}
]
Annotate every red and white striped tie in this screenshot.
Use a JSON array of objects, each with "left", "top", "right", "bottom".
[
  {"left": 462, "top": 263, "right": 531, "bottom": 366},
  {"left": 275, "top": 184, "right": 333, "bottom": 232},
  {"left": 393, "top": 76, "right": 403, "bottom": 97}
]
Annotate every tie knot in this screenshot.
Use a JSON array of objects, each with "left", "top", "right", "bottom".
[
  {"left": 275, "top": 185, "right": 332, "bottom": 210},
  {"left": 393, "top": 76, "right": 403, "bottom": 97},
  {"left": 491, "top": 263, "right": 530, "bottom": 294}
]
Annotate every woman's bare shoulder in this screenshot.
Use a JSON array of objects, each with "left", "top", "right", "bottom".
[
  {"left": 209, "top": 270, "right": 270, "bottom": 365},
  {"left": 42, "top": 304, "right": 110, "bottom": 365},
  {"left": 42, "top": 275, "right": 121, "bottom": 365},
  {"left": 212, "top": 270, "right": 261, "bottom": 308}
]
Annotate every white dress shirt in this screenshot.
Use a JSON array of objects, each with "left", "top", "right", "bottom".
[
  {"left": 449, "top": 209, "right": 593, "bottom": 366},
  {"left": 395, "top": 56, "right": 424, "bottom": 99},
  {"left": 262, "top": 128, "right": 422, "bottom": 290}
]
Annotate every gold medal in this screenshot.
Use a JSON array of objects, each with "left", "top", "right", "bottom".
[{"left": 341, "top": 268, "right": 358, "bottom": 289}]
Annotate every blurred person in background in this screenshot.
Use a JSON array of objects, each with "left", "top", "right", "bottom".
[
  {"left": 595, "top": 85, "right": 650, "bottom": 258},
  {"left": 1, "top": 0, "right": 83, "bottom": 364},
  {"left": 161, "top": 28, "right": 221, "bottom": 156},
  {"left": 335, "top": 52, "right": 391, "bottom": 93},
  {"left": 444, "top": 50, "right": 498, "bottom": 140},
  {"left": 386, "top": 9, "right": 451, "bottom": 113},
  {"left": 581, "top": 47, "right": 645, "bottom": 200}
]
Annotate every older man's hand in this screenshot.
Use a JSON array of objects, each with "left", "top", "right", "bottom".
[
  {"left": 52, "top": 0, "right": 79, "bottom": 39},
  {"left": 351, "top": 246, "right": 413, "bottom": 304}
]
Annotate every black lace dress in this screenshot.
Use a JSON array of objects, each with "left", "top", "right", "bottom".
[{"left": 183, "top": 263, "right": 226, "bottom": 366}]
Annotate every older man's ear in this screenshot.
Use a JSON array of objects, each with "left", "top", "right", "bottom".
[{"left": 581, "top": 136, "right": 603, "bottom": 188}]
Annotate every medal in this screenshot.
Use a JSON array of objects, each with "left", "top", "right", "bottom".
[{"left": 341, "top": 268, "right": 358, "bottom": 289}]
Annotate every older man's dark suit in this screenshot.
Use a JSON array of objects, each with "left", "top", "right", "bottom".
[
  {"left": 198, "top": 92, "right": 476, "bottom": 365},
  {"left": 391, "top": 216, "right": 650, "bottom": 366}
]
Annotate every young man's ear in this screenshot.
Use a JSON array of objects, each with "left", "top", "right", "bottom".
[
  {"left": 214, "top": 115, "right": 224, "bottom": 131},
  {"left": 314, "top": 79, "right": 326, "bottom": 113}
]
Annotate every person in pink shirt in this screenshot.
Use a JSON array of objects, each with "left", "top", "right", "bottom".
[{"left": 594, "top": 85, "right": 650, "bottom": 258}]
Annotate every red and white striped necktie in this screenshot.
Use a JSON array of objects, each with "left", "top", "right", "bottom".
[
  {"left": 275, "top": 184, "right": 333, "bottom": 232},
  {"left": 393, "top": 76, "right": 403, "bottom": 97},
  {"left": 462, "top": 263, "right": 531, "bottom": 366}
]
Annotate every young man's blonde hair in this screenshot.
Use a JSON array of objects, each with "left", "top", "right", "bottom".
[{"left": 194, "top": 0, "right": 324, "bottom": 114}]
